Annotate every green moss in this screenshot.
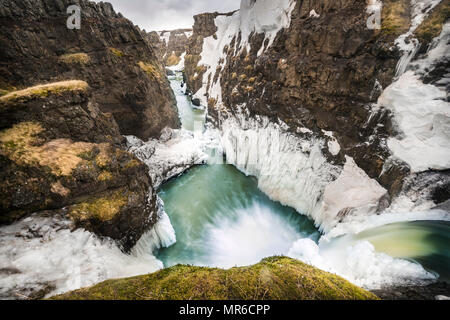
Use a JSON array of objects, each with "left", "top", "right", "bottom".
[
  {"left": 108, "top": 47, "right": 125, "bottom": 58},
  {"left": 50, "top": 257, "right": 378, "bottom": 300},
  {"left": 69, "top": 189, "right": 129, "bottom": 222},
  {"left": 59, "top": 53, "right": 91, "bottom": 64},
  {"left": 415, "top": 0, "right": 450, "bottom": 44},
  {"left": 0, "top": 80, "right": 88, "bottom": 105}
]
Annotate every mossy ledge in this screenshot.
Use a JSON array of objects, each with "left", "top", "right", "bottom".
[
  {"left": 0, "top": 80, "right": 88, "bottom": 105},
  {"left": 50, "top": 257, "right": 378, "bottom": 300}
]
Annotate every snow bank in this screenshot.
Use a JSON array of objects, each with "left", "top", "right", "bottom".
[
  {"left": 380, "top": 24, "right": 450, "bottom": 172},
  {"left": 317, "top": 156, "right": 389, "bottom": 233}
]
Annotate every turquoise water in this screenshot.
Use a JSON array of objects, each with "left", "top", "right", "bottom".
[{"left": 156, "top": 163, "right": 320, "bottom": 268}]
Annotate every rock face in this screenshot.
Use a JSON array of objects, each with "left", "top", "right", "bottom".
[
  {"left": 0, "top": 82, "right": 158, "bottom": 251},
  {"left": 0, "top": 0, "right": 180, "bottom": 140},
  {"left": 146, "top": 29, "right": 192, "bottom": 66},
  {"left": 184, "top": 0, "right": 449, "bottom": 203},
  {"left": 185, "top": 12, "right": 235, "bottom": 95}
]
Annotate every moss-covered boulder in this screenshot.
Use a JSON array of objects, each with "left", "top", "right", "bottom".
[
  {"left": 51, "top": 257, "right": 378, "bottom": 300},
  {"left": 0, "top": 82, "right": 158, "bottom": 251}
]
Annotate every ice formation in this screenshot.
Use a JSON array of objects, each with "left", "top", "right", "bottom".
[
  {"left": 380, "top": 23, "right": 450, "bottom": 172},
  {"left": 126, "top": 130, "right": 211, "bottom": 189},
  {"left": 0, "top": 213, "right": 168, "bottom": 299},
  {"left": 394, "top": 0, "right": 443, "bottom": 76}
]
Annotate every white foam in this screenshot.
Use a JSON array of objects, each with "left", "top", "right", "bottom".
[
  {"left": 206, "top": 202, "right": 310, "bottom": 269},
  {"left": 288, "top": 238, "right": 436, "bottom": 289}
]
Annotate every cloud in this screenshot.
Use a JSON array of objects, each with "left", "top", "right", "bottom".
[{"left": 93, "top": 0, "right": 241, "bottom": 31}]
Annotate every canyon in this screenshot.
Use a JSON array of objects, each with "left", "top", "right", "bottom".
[{"left": 0, "top": 0, "right": 449, "bottom": 300}]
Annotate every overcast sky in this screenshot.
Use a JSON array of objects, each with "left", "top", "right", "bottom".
[{"left": 94, "top": 0, "right": 241, "bottom": 31}]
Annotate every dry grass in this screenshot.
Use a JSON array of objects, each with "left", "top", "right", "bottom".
[
  {"left": 166, "top": 53, "right": 181, "bottom": 66},
  {"left": 138, "top": 61, "right": 163, "bottom": 80},
  {"left": 0, "top": 122, "right": 108, "bottom": 176},
  {"left": 59, "top": 53, "right": 91, "bottom": 64},
  {"left": 108, "top": 47, "right": 125, "bottom": 58},
  {"left": 0, "top": 80, "right": 88, "bottom": 104},
  {"left": 381, "top": 0, "right": 411, "bottom": 37}
]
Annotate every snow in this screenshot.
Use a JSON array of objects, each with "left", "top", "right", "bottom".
[
  {"left": 193, "top": 0, "right": 297, "bottom": 105},
  {"left": 379, "top": 23, "right": 450, "bottom": 172},
  {"left": 380, "top": 71, "right": 450, "bottom": 172},
  {"left": 394, "top": 0, "right": 442, "bottom": 76},
  {"left": 317, "top": 156, "right": 389, "bottom": 233},
  {"left": 0, "top": 210, "right": 171, "bottom": 299},
  {"left": 126, "top": 129, "right": 212, "bottom": 189},
  {"left": 309, "top": 10, "right": 320, "bottom": 18},
  {"left": 159, "top": 31, "right": 170, "bottom": 44}
]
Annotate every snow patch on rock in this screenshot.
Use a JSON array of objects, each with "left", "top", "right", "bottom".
[{"left": 317, "top": 156, "right": 389, "bottom": 233}]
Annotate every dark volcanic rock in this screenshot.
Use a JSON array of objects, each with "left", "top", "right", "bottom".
[{"left": 0, "top": 0, "right": 180, "bottom": 140}]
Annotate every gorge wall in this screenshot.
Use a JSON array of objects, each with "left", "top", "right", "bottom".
[
  {"left": 0, "top": 0, "right": 180, "bottom": 141},
  {"left": 184, "top": 0, "right": 450, "bottom": 230},
  {"left": 146, "top": 29, "right": 192, "bottom": 67},
  {"left": 0, "top": 0, "right": 179, "bottom": 251}
]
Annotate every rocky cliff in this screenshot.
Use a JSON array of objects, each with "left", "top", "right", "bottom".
[
  {"left": 0, "top": 82, "right": 158, "bottom": 251},
  {"left": 184, "top": 0, "right": 450, "bottom": 223},
  {"left": 146, "top": 29, "right": 192, "bottom": 67},
  {"left": 185, "top": 12, "right": 236, "bottom": 95},
  {"left": 0, "top": 0, "right": 179, "bottom": 251},
  {"left": 0, "top": 0, "right": 180, "bottom": 140}
]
